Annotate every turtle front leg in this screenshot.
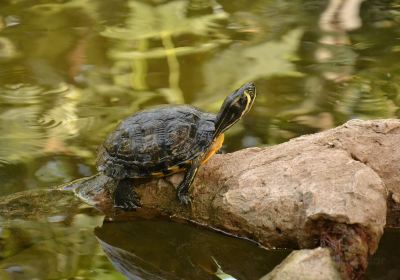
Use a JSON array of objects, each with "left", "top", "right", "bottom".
[
  {"left": 114, "top": 178, "right": 141, "bottom": 211},
  {"left": 177, "top": 159, "right": 200, "bottom": 205}
]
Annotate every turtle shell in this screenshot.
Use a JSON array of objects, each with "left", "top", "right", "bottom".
[{"left": 96, "top": 106, "right": 216, "bottom": 179}]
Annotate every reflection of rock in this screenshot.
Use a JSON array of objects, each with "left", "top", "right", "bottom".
[
  {"left": 95, "top": 220, "right": 288, "bottom": 280},
  {"left": 72, "top": 119, "right": 400, "bottom": 278},
  {"left": 319, "top": 0, "right": 364, "bottom": 32},
  {"left": 315, "top": 0, "right": 364, "bottom": 83},
  {"left": 97, "top": 238, "right": 180, "bottom": 280},
  {"left": 367, "top": 229, "right": 400, "bottom": 279}
]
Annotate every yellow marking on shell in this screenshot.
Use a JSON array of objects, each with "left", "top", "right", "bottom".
[
  {"left": 167, "top": 165, "right": 183, "bottom": 172},
  {"left": 151, "top": 163, "right": 188, "bottom": 178},
  {"left": 151, "top": 171, "right": 165, "bottom": 177},
  {"left": 201, "top": 133, "right": 224, "bottom": 164}
]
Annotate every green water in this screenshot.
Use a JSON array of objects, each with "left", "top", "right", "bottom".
[{"left": 0, "top": 0, "right": 399, "bottom": 279}]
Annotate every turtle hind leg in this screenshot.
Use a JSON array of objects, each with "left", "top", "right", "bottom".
[
  {"left": 113, "top": 178, "right": 141, "bottom": 211},
  {"left": 176, "top": 159, "right": 200, "bottom": 205}
]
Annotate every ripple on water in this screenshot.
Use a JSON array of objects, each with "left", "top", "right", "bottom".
[
  {"left": 0, "top": 159, "right": 11, "bottom": 167},
  {"left": 0, "top": 104, "right": 43, "bottom": 136},
  {"left": 0, "top": 37, "right": 18, "bottom": 60},
  {"left": 0, "top": 83, "right": 84, "bottom": 164},
  {"left": 0, "top": 84, "right": 44, "bottom": 105}
]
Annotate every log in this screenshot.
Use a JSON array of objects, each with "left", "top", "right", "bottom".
[{"left": 70, "top": 119, "right": 400, "bottom": 279}]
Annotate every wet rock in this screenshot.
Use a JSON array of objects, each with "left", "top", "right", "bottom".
[
  {"left": 71, "top": 119, "right": 399, "bottom": 278},
  {"left": 318, "top": 222, "right": 370, "bottom": 279},
  {"left": 74, "top": 120, "right": 390, "bottom": 242},
  {"left": 260, "top": 247, "right": 341, "bottom": 280}
]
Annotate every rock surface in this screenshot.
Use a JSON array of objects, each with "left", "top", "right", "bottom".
[
  {"left": 71, "top": 119, "right": 399, "bottom": 278},
  {"left": 260, "top": 247, "right": 341, "bottom": 280},
  {"left": 74, "top": 119, "right": 391, "bottom": 249}
]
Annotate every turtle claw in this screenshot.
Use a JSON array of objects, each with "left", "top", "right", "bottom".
[
  {"left": 178, "top": 192, "right": 192, "bottom": 206},
  {"left": 114, "top": 199, "right": 141, "bottom": 211},
  {"left": 114, "top": 179, "right": 141, "bottom": 211}
]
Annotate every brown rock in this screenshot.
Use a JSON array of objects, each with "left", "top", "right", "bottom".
[
  {"left": 72, "top": 119, "right": 397, "bottom": 278},
  {"left": 260, "top": 247, "right": 341, "bottom": 280}
]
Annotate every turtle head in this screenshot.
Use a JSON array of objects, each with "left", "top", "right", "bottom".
[{"left": 214, "top": 82, "right": 256, "bottom": 137}]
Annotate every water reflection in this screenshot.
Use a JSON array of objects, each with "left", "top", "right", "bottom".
[
  {"left": 0, "top": 0, "right": 400, "bottom": 278},
  {"left": 95, "top": 220, "right": 289, "bottom": 280},
  {"left": 0, "top": 0, "right": 398, "bottom": 190},
  {"left": 0, "top": 187, "right": 288, "bottom": 279},
  {"left": 367, "top": 229, "right": 400, "bottom": 279},
  {"left": 0, "top": 189, "right": 112, "bottom": 279}
]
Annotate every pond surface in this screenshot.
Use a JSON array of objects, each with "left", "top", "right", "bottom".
[{"left": 0, "top": 0, "right": 399, "bottom": 279}]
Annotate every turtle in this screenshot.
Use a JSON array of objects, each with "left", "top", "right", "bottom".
[{"left": 96, "top": 82, "right": 256, "bottom": 210}]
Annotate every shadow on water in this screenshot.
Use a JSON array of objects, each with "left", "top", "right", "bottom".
[
  {"left": 367, "top": 229, "right": 400, "bottom": 280},
  {"left": 95, "top": 220, "right": 290, "bottom": 280}
]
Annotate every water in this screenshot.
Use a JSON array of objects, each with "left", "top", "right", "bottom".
[{"left": 0, "top": 0, "right": 399, "bottom": 279}]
